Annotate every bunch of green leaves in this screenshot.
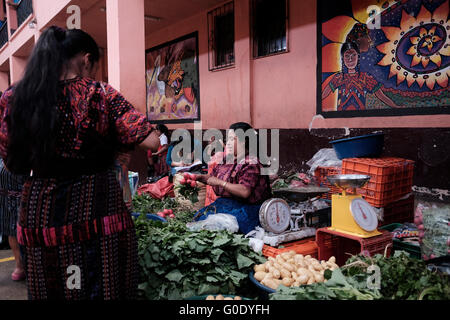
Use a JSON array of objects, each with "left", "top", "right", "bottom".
[
  {"left": 269, "top": 268, "right": 382, "bottom": 300},
  {"left": 137, "top": 222, "right": 266, "bottom": 300},
  {"left": 132, "top": 194, "right": 178, "bottom": 214},
  {"left": 271, "top": 179, "right": 289, "bottom": 190},
  {"left": 175, "top": 184, "right": 199, "bottom": 203},
  {"left": 342, "top": 251, "right": 450, "bottom": 300}
]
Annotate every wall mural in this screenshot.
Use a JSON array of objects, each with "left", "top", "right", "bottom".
[
  {"left": 146, "top": 32, "right": 200, "bottom": 123},
  {"left": 318, "top": 0, "right": 449, "bottom": 117}
]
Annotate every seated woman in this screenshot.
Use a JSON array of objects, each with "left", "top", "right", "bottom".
[{"left": 195, "top": 122, "right": 272, "bottom": 234}]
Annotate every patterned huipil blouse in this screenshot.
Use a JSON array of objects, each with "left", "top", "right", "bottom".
[
  {"left": 0, "top": 77, "right": 152, "bottom": 300},
  {"left": 210, "top": 154, "right": 271, "bottom": 205},
  {"left": 329, "top": 72, "right": 382, "bottom": 111}
]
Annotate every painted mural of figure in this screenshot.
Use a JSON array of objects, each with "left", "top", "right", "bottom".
[
  {"left": 322, "top": 42, "right": 401, "bottom": 110},
  {"left": 157, "top": 48, "right": 198, "bottom": 104}
]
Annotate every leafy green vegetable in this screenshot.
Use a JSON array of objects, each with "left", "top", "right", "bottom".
[
  {"left": 342, "top": 251, "right": 450, "bottom": 300},
  {"left": 132, "top": 194, "right": 178, "bottom": 214},
  {"left": 136, "top": 218, "right": 265, "bottom": 300},
  {"left": 269, "top": 268, "right": 382, "bottom": 300}
]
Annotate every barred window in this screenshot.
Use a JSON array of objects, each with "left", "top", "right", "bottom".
[
  {"left": 251, "top": 0, "right": 288, "bottom": 58},
  {"left": 208, "top": 1, "right": 235, "bottom": 71}
]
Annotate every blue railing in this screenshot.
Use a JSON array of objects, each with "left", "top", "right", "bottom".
[{"left": 16, "top": 0, "right": 32, "bottom": 28}]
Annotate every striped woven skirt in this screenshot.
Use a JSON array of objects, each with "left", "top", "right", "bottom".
[
  {"left": 16, "top": 169, "right": 138, "bottom": 300},
  {"left": 0, "top": 159, "right": 26, "bottom": 237}
]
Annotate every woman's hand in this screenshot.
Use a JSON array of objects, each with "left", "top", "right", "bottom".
[
  {"left": 195, "top": 174, "right": 211, "bottom": 184},
  {"left": 196, "top": 174, "right": 224, "bottom": 187}
]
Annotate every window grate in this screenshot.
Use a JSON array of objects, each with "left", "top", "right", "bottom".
[
  {"left": 16, "top": 0, "right": 32, "bottom": 28},
  {"left": 208, "top": 1, "right": 235, "bottom": 71},
  {"left": 0, "top": 19, "right": 7, "bottom": 49},
  {"left": 251, "top": 0, "right": 288, "bottom": 59}
]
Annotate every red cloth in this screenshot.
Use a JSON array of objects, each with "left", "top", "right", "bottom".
[{"left": 137, "top": 176, "right": 174, "bottom": 200}]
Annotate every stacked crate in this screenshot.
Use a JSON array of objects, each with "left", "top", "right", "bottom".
[
  {"left": 341, "top": 157, "right": 415, "bottom": 223},
  {"left": 314, "top": 166, "right": 342, "bottom": 200}
]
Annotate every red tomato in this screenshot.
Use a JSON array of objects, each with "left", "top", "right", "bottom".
[
  {"left": 190, "top": 181, "right": 196, "bottom": 188},
  {"left": 180, "top": 178, "right": 186, "bottom": 185},
  {"left": 183, "top": 173, "right": 190, "bottom": 180},
  {"left": 167, "top": 209, "right": 173, "bottom": 215},
  {"left": 163, "top": 209, "right": 170, "bottom": 214},
  {"left": 190, "top": 174, "right": 197, "bottom": 181},
  {"left": 169, "top": 214, "right": 175, "bottom": 219}
]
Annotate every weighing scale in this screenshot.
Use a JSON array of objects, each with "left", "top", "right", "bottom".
[
  {"left": 256, "top": 186, "right": 330, "bottom": 246},
  {"left": 326, "top": 174, "right": 382, "bottom": 238}
]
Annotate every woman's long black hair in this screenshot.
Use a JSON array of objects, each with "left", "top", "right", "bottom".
[{"left": 6, "top": 26, "right": 100, "bottom": 173}]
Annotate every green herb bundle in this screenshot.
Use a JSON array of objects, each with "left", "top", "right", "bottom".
[
  {"left": 342, "top": 251, "right": 450, "bottom": 300},
  {"left": 137, "top": 219, "right": 266, "bottom": 300},
  {"left": 175, "top": 183, "right": 200, "bottom": 203}
]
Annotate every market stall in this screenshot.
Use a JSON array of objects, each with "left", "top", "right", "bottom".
[{"left": 131, "top": 135, "right": 449, "bottom": 301}]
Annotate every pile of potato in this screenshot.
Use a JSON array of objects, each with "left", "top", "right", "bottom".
[
  {"left": 206, "top": 295, "right": 242, "bottom": 300},
  {"left": 253, "top": 251, "right": 339, "bottom": 290}
]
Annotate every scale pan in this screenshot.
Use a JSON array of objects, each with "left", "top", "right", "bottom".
[
  {"left": 273, "top": 186, "right": 329, "bottom": 202},
  {"left": 327, "top": 174, "right": 371, "bottom": 189}
]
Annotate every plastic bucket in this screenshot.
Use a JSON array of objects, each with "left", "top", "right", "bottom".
[{"left": 330, "top": 133, "right": 384, "bottom": 159}]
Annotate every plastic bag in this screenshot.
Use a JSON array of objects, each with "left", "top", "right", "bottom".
[
  {"left": 415, "top": 201, "right": 450, "bottom": 260},
  {"left": 137, "top": 176, "right": 175, "bottom": 200},
  {"left": 306, "top": 148, "right": 342, "bottom": 176},
  {"left": 245, "top": 227, "right": 266, "bottom": 253},
  {"left": 186, "top": 213, "right": 239, "bottom": 233}
]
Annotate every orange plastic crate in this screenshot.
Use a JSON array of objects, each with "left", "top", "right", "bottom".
[
  {"left": 316, "top": 228, "right": 393, "bottom": 266},
  {"left": 342, "top": 157, "right": 414, "bottom": 207},
  {"left": 378, "top": 194, "right": 415, "bottom": 227},
  {"left": 262, "top": 237, "right": 318, "bottom": 258},
  {"left": 314, "top": 166, "right": 342, "bottom": 200}
]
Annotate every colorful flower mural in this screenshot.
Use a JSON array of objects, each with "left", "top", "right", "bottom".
[{"left": 318, "top": 0, "right": 449, "bottom": 116}]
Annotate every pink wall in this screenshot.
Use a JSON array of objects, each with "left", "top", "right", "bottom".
[{"left": 145, "top": 0, "right": 450, "bottom": 130}]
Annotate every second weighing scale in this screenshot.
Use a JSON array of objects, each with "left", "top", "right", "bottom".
[
  {"left": 326, "top": 174, "right": 381, "bottom": 238},
  {"left": 258, "top": 186, "right": 329, "bottom": 246}
]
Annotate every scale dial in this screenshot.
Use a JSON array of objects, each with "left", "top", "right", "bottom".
[
  {"left": 350, "top": 198, "right": 378, "bottom": 232},
  {"left": 259, "top": 198, "right": 291, "bottom": 234}
]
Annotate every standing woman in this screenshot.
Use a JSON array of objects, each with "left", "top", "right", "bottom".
[
  {"left": 0, "top": 26, "right": 159, "bottom": 299},
  {"left": 151, "top": 124, "right": 170, "bottom": 177},
  {"left": 0, "top": 158, "right": 26, "bottom": 281}
]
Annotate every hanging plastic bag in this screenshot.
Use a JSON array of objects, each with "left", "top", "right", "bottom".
[
  {"left": 306, "top": 148, "right": 342, "bottom": 176},
  {"left": 186, "top": 213, "right": 239, "bottom": 233},
  {"left": 415, "top": 199, "right": 450, "bottom": 260}
]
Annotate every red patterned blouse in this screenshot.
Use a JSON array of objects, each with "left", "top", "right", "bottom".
[
  {"left": 210, "top": 154, "right": 272, "bottom": 204},
  {"left": 0, "top": 77, "right": 152, "bottom": 175}
]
